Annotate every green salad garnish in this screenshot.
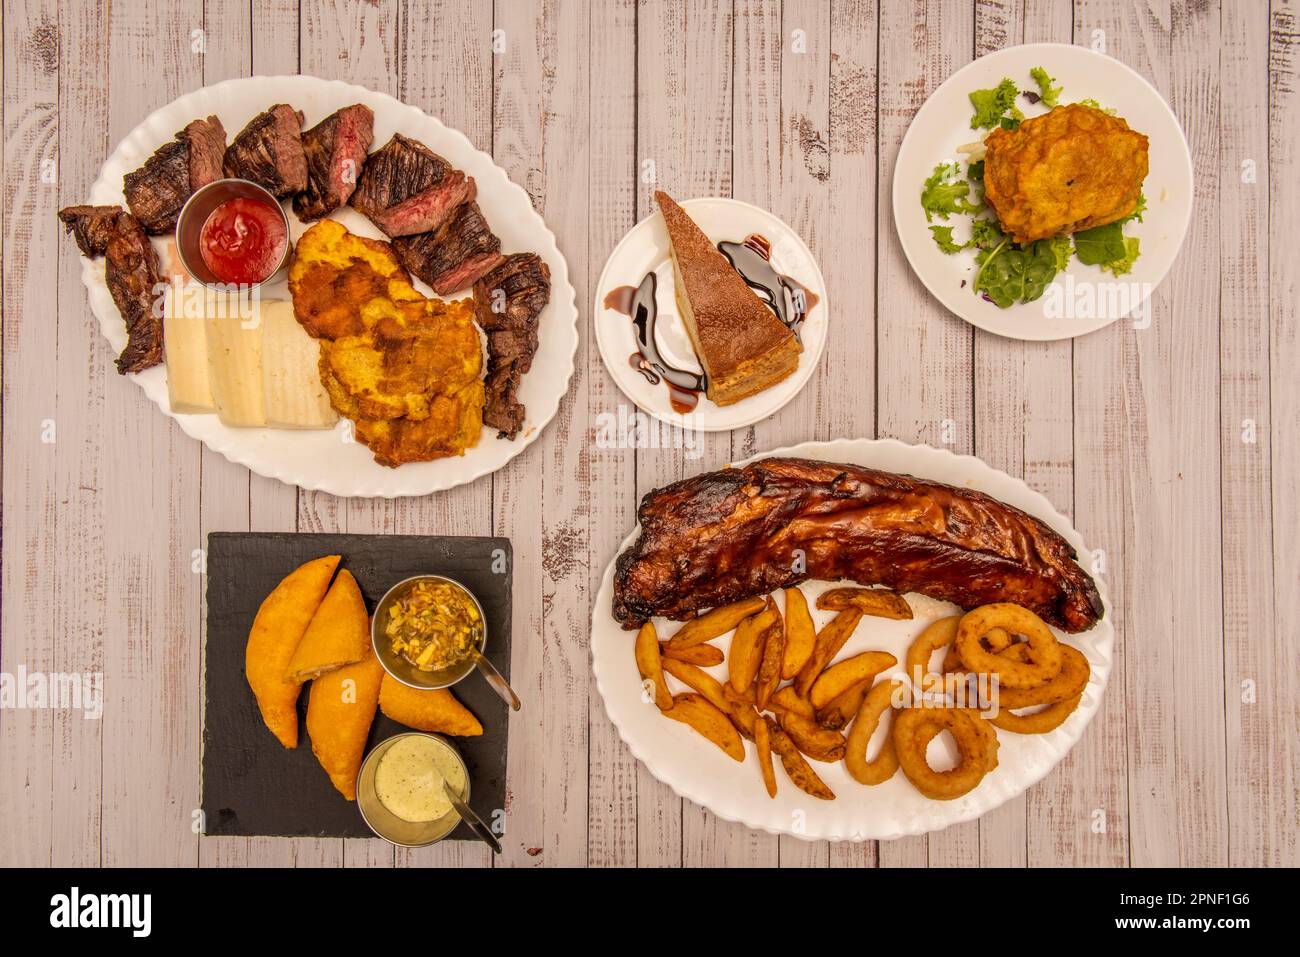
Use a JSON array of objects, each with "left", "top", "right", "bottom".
[{"left": 919, "top": 68, "right": 1145, "bottom": 308}]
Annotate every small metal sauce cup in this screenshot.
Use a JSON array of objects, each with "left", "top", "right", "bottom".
[
  {"left": 372, "top": 575, "right": 520, "bottom": 709},
  {"left": 174, "top": 177, "right": 292, "bottom": 289},
  {"left": 355, "top": 732, "right": 469, "bottom": 847}
]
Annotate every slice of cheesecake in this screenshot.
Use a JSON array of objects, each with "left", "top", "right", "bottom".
[{"left": 655, "top": 191, "right": 802, "bottom": 406}]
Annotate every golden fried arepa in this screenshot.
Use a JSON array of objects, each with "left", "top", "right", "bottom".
[
  {"left": 288, "top": 219, "right": 485, "bottom": 466},
  {"left": 983, "top": 103, "right": 1148, "bottom": 244}
]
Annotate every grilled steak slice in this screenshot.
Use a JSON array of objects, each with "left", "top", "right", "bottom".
[
  {"left": 391, "top": 202, "right": 503, "bottom": 294},
  {"left": 58, "top": 204, "right": 128, "bottom": 257},
  {"left": 472, "top": 253, "right": 550, "bottom": 439},
  {"left": 612, "top": 457, "right": 1105, "bottom": 633},
  {"left": 223, "top": 104, "right": 307, "bottom": 197},
  {"left": 293, "top": 104, "right": 375, "bottom": 222},
  {"left": 103, "top": 214, "right": 164, "bottom": 373},
  {"left": 121, "top": 115, "right": 227, "bottom": 234},
  {"left": 350, "top": 133, "right": 475, "bottom": 237}
]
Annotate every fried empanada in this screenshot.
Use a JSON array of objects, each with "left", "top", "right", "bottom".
[
  {"left": 284, "top": 568, "right": 370, "bottom": 683},
  {"left": 246, "top": 554, "right": 340, "bottom": 748},
  {"left": 306, "top": 648, "right": 385, "bottom": 800},
  {"left": 378, "top": 674, "right": 483, "bottom": 737}
]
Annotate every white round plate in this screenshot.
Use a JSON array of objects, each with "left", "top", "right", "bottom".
[
  {"left": 80, "top": 75, "right": 578, "bottom": 498},
  {"left": 591, "top": 438, "right": 1114, "bottom": 841},
  {"left": 893, "top": 42, "right": 1193, "bottom": 341},
  {"left": 594, "top": 197, "right": 827, "bottom": 432}
]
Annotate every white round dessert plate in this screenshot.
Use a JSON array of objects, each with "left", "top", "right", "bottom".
[
  {"left": 594, "top": 197, "right": 827, "bottom": 432},
  {"left": 893, "top": 42, "right": 1193, "bottom": 341},
  {"left": 590, "top": 438, "right": 1114, "bottom": 841},
  {"left": 79, "top": 75, "right": 578, "bottom": 498}
]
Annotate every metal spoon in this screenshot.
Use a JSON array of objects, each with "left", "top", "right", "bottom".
[
  {"left": 442, "top": 778, "right": 501, "bottom": 854},
  {"left": 470, "top": 647, "right": 521, "bottom": 711}
]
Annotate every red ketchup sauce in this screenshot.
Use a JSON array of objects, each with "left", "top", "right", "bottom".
[{"left": 198, "top": 196, "right": 287, "bottom": 284}]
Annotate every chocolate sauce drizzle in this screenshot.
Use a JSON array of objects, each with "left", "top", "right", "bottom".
[{"left": 604, "top": 232, "right": 816, "bottom": 412}]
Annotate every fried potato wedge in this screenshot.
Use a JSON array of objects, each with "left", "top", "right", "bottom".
[
  {"left": 769, "top": 685, "right": 816, "bottom": 719},
  {"left": 794, "top": 609, "right": 864, "bottom": 699},
  {"left": 765, "top": 716, "right": 835, "bottom": 800},
  {"left": 635, "top": 621, "right": 673, "bottom": 711},
  {"left": 809, "top": 650, "right": 897, "bottom": 709},
  {"left": 815, "top": 678, "right": 873, "bottom": 731},
  {"left": 664, "top": 692, "right": 745, "bottom": 761},
  {"left": 778, "top": 711, "right": 848, "bottom": 762},
  {"left": 781, "top": 587, "right": 816, "bottom": 679},
  {"left": 666, "top": 596, "right": 766, "bottom": 650},
  {"left": 754, "top": 599, "right": 786, "bottom": 709},
  {"left": 815, "top": 587, "right": 913, "bottom": 620},
  {"left": 306, "top": 647, "right": 384, "bottom": 800},
  {"left": 728, "top": 608, "right": 771, "bottom": 694},
  {"left": 378, "top": 675, "right": 483, "bottom": 737},
  {"left": 754, "top": 718, "right": 777, "bottom": 798},
  {"left": 246, "top": 554, "right": 341, "bottom": 749},
  {"left": 661, "top": 656, "right": 731, "bottom": 714},
  {"left": 660, "top": 641, "right": 724, "bottom": 667},
  {"left": 284, "top": 569, "right": 370, "bottom": 683}
]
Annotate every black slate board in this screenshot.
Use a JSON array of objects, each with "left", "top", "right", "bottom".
[{"left": 202, "top": 532, "right": 512, "bottom": 839}]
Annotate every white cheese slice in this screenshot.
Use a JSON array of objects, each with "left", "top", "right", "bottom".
[
  {"left": 163, "top": 286, "right": 215, "bottom": 414},
  {"left": 205, "top": 294, "right": 267, "bottom": 428},
  {"left": 259, "top": 300, "right": 338, "bottom": 429}
]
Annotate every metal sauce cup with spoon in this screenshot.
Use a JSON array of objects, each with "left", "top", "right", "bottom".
[
  {"left": 356, "top": 732, "right": 499, "bottom": 852},
  {"left": 372, "top": 574, "right": 520, "bottom": 711}
]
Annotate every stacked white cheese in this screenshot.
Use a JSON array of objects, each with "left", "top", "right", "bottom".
[{"left": 164, "top": 294, "right": 337, "bottom": 429}]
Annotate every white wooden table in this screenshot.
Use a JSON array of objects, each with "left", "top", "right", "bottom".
[{"left": 2, "top": 0, "right": 1295, "bottom": 868}]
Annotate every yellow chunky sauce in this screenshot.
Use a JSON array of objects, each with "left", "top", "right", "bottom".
[
  {"left": 374, "top": 736, "right": 467, "bottom": 824},
  {"left": 386, "top": 579, "right": 482, "bottom": 672}
]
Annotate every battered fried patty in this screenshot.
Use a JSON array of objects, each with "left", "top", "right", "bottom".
[{"left": 983, "top": 103, "right": 1148, "bottom": 244}]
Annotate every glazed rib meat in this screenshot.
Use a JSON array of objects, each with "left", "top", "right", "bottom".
[
  {"left": 122, "top": 115, "right": 227, "bottom": 234},
  {"left": 223, "top": 104, "right": 307, "bottom": 197},
  {"left": 350, "top": 133, "right": 475, "bottom": 237},
  {"left": 473, "top": 253, "right": 550, "bottom": 439},
  {"left": 293, "top": 103, "right": 375, "bottom": 221},
  {"left": 612, "top": 457, "right": 1104, "bottom": 633},
  {"left": 391, "top": 201, "right": 503, "bottom": 295}
]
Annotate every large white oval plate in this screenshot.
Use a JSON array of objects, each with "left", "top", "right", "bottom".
[
  {"left": 591, "top": 438, "right": 1114, "bottom": 841},
  {"left": 594, "top": 197, "right": 828, "bottom": 432},
  {"left": 80, "top": 75, "right": 578, "bottom": 498},
  {"left": 893, "top": 42, "right": 1193, "bottom": 341}
]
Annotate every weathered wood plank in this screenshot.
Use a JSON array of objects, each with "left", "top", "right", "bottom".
[
  {"left": 586, "top": 0, "right": 641, "bottom": 868},
  {"left": 0, "top": 0, "right": 66, "bottom": 866},
  {"left": 1264, "top": 0, "right": 1300, "bottom": 867},
  {"left": 492, "top": 0, "right": 592, "bottom": 868}
]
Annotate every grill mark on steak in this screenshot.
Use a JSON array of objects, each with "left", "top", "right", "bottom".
[
  {"left": 472, "top": 253, "right": 550, "bottom": 439},
  {"left": 59, "top": 205, "right": 165, "bottom": 373},
  {"left": 391, "top": 201, "right": 503, "bottom": 295},
  {"left": 121, "top": 115, "right": 227, "bottom": 234},
  {"left": 293, "top": 103, "right": 375, "bottom": 222},
  {"left": 350, "top": 133, "right": 475, "bottom": 237},
  {"left": 223, "top": 104, "right": 307, "bottom": 197},
  {"left": 612, "top": 457, "right": 1105, "bottom": 633}
]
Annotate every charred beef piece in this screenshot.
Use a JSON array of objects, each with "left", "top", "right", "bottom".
[
  {"left": 350, "top": 133, "right": 476, "bottom": 237},
  {"left": 293, "top": 104, "right": 375, "bottom": 222},
  {"left": 612, "top": 457, "right": 1106, "bottom": 633},
  {"left": 121, "top": 115, "right": 227, "bottom": 234},
  {"left": 58, "top": 204, "right": 128, "bottom": 257},
  {"left": 223, "top": 104, "right": 307, "bottom": 197},
  {"left": 391, "top": 202, "right": 504, "bottom": 295},
  {"left": 472, "top": 253, "right": 550, "bottom": 439}
]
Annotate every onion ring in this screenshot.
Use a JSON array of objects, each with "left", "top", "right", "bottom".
[
  {"left": 955, "top": 604, "right": 1062, "bottom": 688},
  {"left": 892, "top": 706, "right": 999, "bottom": 800},
  {"left": 988, "top": 691, "right": 1084, "bottom": 734},
  {"left": 844, "top": 680, "right": 903, "bottom": 785},
  {"left": 912, "top": 619, "right": 1015, "bottom": 689},
  {"left": 941, "top": 625, "right": 1015, "bottom": 672}
]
